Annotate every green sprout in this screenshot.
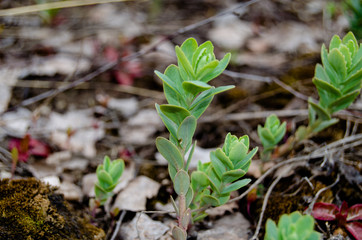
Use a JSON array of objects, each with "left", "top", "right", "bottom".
[
  {"left": 94, "top": 156, "right": 125, "bottom": 206},
  {"left": 264, "top": 211, "right": 321, "bottom": 240},
  {"left": 257, "top": 114, "right": 286, "bottom": 161},
  {"left": 155, "top": 38, "right": 255, "bottom": 240}
]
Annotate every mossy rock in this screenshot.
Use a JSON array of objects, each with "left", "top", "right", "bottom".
[{"left": 0, "top": 178, "right": 105, "bottom": 240}]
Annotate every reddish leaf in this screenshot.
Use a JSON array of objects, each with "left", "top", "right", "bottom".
[
  {"left": 345, "top": 222, "right": 362, "bottom": 240},
  {"left": 9, "top": 135, "right": 49, "bottom": 162},
  {"left": 28, "top": 138, "right": 49, "bottom": 158},
  {"left": 311, "top": 202, "right": 339, "bottom": 221},
  {"left": 347, "top": 204, "right": 362, "bottom": 221}
]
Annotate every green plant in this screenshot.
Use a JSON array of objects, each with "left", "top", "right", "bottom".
[
  {"left": 344, "top": 0, "right": 362, "bottom": 39},
  {"left": 296, "top": 31, "right": 362, "bottom": 141},
  {"left": 265, "top": 211, "right": 321, "bottom": 240},
  {"left": 257, "top": 114, "right": 286, "bottom": 161},
  {"left": 94, "top": 156, "right": 125, "bottom": 206},
  {"left": 155, "top": 38, "right": 257, "bottom": 240}
]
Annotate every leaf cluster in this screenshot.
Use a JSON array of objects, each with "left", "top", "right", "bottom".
[
  {"left": 94, "top": 156, "right": 125, "bottom": 205},
  {"left": 155, "top": 38, "right": 233, "bottom": 146},
  {"left": 155, "top": 38, "right": 234, "bottom": 212},
  {"left": 344, "top": 0, "right": 362, "bottom": 39},
  {"left": 257, "top": 114, "right": 286, "bottom": 158},
  {"left": 308, "top": 32, "right": 362, "bottom": 133},
  {"left": 265, "top": 211, "right": 321, "bottom": 240},
  {"left": 190, "top": 133, "right": 257, "bottom": 221}
]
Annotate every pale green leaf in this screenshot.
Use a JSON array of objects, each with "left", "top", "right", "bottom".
[
  {"left": 214, "top": 148, "right": 233, "bottom": 170},
  {"left": 182, "top": 80, "right": 212, "bottom": 95},
  {"left": 174, "top": 169, "right": 190, "bottom": 195},
  {"left": 328, "top": 48, "right": 347, "bottom": 83},
  {"left": 156, "top": 137, "right": 184, "bottom": 170},
  {"left": 155, "top": 103, "right": 178, "bottom": 139},
  {"left": 160, "top": 104, "right": 191, "bottom": 126},
  {"left": 221, "top": 169, "right": 246, "bottom": 183},
  {"left": 180, "top": 38, "right": 198, "bottom": 63},
  {"left": 199, "top": 53, "right": 231, "bottom": 83},
  {"left": 221, "top": 179, "right": 251, "bottom": 194},
  {"left": 177, "top": 115, "right": 197, "bottom": 152}
]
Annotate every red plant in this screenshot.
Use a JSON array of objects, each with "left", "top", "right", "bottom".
[
  {"left": 104, "top": 46, "right": 142, "bottom": 86},
  {"left": 311, "top": 201, "right": 362, "bottom": 240},
  {"left": 9, "top": 134, "right": 50, "bottom": 162}
]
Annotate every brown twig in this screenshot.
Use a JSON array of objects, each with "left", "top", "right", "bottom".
[{"left": 251, "top": 170, "right": 286, "bottom": 240}]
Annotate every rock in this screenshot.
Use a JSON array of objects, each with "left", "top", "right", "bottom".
[
  {"left": 46, "top": 110, "right": 105, "bottom": 158},
  {"left": 57, "top": 181, "right": 83, "bottom": 201},
  {"left": 121, "top": 109, "right": 163, "bottom": 145},
  {"left": 197, "top": 212, "right": 250, "bottom": 240},
  {"left": 120, "top": 213, "right": 169, "bottom": 240},
  {"left": 208, "top": 15, "right": 253, "bottom": 50},
  {"left": 106, "top": 97, "right": 139, "bottom": 118},
  {"left": 112, "top": 176, "right": 160, "bottom": 212}
]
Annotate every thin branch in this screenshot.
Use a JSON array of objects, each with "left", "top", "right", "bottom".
[
  {"left": 304, "top": 174, "right": 340, "bottom": 215},
  {"left": 225, "top": 109, "right": 309, "bottom": 121},
  {"left": 271, "top": 77, "right": 309, "bottom": 101},
  {"left": 110, "top": 210, "right": 127, "bottom": 240},
  {"left": 0, "top": 0, "right": 141, "bottom": 17},
  {"left": 251, "top": 170, "right": 286, "bottom": 240},
  {"left": 223, "top": 70, "right": 272, "bottom": 83}
]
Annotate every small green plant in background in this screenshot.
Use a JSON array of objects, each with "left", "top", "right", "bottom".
[
  {"left": 94, "top": 156, "right": 125, "bottom": 206},
  {"left": 344, "top": 0, "right": 362, "bottom": 39},
  {"left": 36, "top": 0, "right": 61, "bottom": 24},
  {"left": 264, "top": 211, "right": 321, "bottom": 240},
  {"left": 257, "top": 114, "right": 286, "bottom": 161},
  {"left": 296, "top": 31, "right": 362, "bottom": 141},
  {"left": 155, "top": 38, "right": 257, "bottom": 240}
]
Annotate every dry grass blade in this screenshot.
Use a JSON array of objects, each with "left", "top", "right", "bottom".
[{"left": 0, "top": 0, "right": 143, "bottom": 17}]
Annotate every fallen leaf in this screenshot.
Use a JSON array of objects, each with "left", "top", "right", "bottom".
[
  {"left": 120, "top": 213, "right": 169, "bottom": 240},
  {"left": 112, "top": 175, "right": 160, "bottom": 212}
]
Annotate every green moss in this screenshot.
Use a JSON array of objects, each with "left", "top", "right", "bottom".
[{"left": 0, "top": 178, "right": 105, "bottom": 240}]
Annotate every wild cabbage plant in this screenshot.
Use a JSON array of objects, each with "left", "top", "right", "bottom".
[
  {"left": 155, "top": 38, "right": 257, "bottom": 240},
  {"left": 265, "top": 211, "right": 321, "bottom": 240}
]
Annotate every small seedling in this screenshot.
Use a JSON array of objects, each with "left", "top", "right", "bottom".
[
  {"left": 311, "top": 201, "right": 362, "bottom": 240},
  {"left": 265, "top": 211, "right": 321, "bottom": 240},
  {"left": 94, "top": 156, "right": 125, "bottom": 206},
  {"left": 155, "top": 38, "right": 256, "bottom": 240},
  {"left": 257, "top": 114, "right": 286, "bottom": 161}
]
